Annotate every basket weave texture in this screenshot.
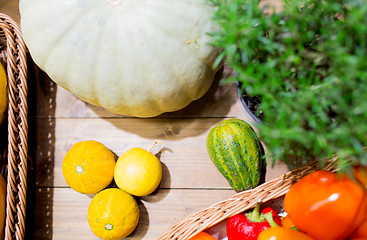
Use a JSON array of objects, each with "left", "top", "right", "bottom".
[
  {"left": 158, "top": 158, "right": 336, "bottom": 240},
  {"left": 0, "top": 13, "right": 28, "bottom": 240}
]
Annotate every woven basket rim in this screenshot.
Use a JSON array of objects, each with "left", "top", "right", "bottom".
[
  {"left": 158, "top": 157, "right": 337, "bottom": 240},
  {"left": 0, "top": 13, "right": 28, "bottom": 240}
]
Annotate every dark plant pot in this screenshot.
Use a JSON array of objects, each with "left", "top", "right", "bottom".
[{"left": 236, "top": 81, "right": 263, "bottom": 123}]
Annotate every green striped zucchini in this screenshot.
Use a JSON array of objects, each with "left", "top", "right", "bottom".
[{"left": 206, "top": 119, "right": 265, "bottom": 192}]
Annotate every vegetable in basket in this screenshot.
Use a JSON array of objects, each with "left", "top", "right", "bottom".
[
  {"left": 189, "top": 232, "right": 217, "bottom": 240},
  {"left": 283, "top": 170, "right": 367, "bottom": 240},
  {"left": 0, "top": 63, "right": 7, "bottom": 125},
  {"left": 257, "top": 226, "right": 313, "bottom": 240},
  {"left": 349, "top": 167, "right": 367, "bottom": 240},
  {"left": 279, "top": 215, "right": 295, "bottom": 230},
  {"left": 353, "top": 165, "right": 367, "bottom": 187},
  {"left": 349, "top": 220, "right": 367, "bottom": 240},
  {"left": 226, "top": 203, "right": 281, "bottom": 240}
]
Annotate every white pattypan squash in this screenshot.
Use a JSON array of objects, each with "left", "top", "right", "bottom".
[{"left": 20, "top": 0, "right": 223, "bottom": 117}]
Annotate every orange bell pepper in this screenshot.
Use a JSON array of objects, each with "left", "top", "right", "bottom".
[
  {"left": 349, "top": 166, "right": 367, "bottom": 240},
  {"left": 257, "top": 226, "right": 314, "bottom": 240},
  {"left": 349, "top": 220, "right": 367, "bottom": 239},
  {"left": 354, "top": 165, "right": 367, "bottom": 187},
  {"left": 189, "top": 232, "right": 217, "bottom": 240},
  {"left": 283, "top": 170, "right": 367, "bottom": 240},
  {"left": 280, "top": 215, "right": 296, "bottom": 229}
]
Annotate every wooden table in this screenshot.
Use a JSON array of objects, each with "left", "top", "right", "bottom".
[{"left": 1, "top": 2, "right": 288, "bottom": 239}]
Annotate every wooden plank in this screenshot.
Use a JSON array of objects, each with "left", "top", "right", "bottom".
[
  {"left": 31, "top": 117, "right": 238, "bottom": 189},
  {"left": 30, "top": 117, "right": 288, "bottom": 189},
  {"left": 0, "top": 0, "right": 20, "bottom": 23},
  {"left": 31, "top": 187, "right": 236, "bottom": 240}
]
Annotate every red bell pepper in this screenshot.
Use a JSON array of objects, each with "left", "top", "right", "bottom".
[{"left": 226, "top": 203, "right": 282, "bottom": 240}]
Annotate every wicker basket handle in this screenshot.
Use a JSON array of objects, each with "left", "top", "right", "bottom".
[
  {"left": 158, "top": 158, "right": 336, "bottom": 240},
  {"left": 0, "top": 13, "right": 28, "bottom": 240}
]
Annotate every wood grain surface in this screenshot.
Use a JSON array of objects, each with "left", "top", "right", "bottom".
[{"left": 1, "top": 2, "right": 288, "bottom": 239}]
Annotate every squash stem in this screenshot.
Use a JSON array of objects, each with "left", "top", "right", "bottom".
[
  {"left": 148, "top": 140, "right": 163, "bottom": 154},
  {"left": 75, "top": 165, "right": 84, "bottom": 174},
  {"left": 104, "top": 223, "right": 113, "bottom": 231}
]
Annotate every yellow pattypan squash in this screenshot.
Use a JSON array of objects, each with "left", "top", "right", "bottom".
[
  {"left": 114, "top": 147, "right": 162, "bottom": 197},
  {"left": 87, "top": 188, "right": 139, "bottom": 240},
  {"left": 62, "top": 140, "right": 115, "bottom": 194}
]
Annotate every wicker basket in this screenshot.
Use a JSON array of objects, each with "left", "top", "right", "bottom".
[
  {"left": 158, "top": 158, "right": 337, "bottom": 240},
  {"left": 0, "top": 13, "right": 28, "bottom": 240}
]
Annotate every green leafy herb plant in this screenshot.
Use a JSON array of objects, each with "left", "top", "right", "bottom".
[{"left": 210, "top": 0, "right": 367, "bottom": 172}]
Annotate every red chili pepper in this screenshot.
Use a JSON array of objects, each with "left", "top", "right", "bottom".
[{"left": 226, "top": 203, "right": 282, "bottom": 240}]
